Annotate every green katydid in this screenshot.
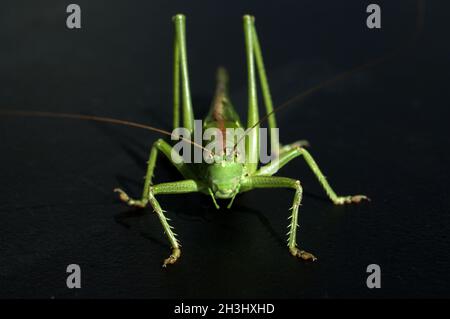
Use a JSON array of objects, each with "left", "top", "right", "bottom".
[
  {"left": 1, "top": 14, "right": 371, "bottom": 268},
  {"left": 111, "top": 14, "right": 369, "bottom": 267}
]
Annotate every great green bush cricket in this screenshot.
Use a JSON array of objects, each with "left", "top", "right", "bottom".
[
  {"left": 112, "top": 14, "right": 369, "bottom": 267},
  {"left": 1, "top": 14, "right": 371, "bottom": 268}
]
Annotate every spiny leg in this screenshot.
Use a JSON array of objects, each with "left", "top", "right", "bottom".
[
  {"left": 241, "top": 176, "right": 316, "bottom": 261},
  {"left": 255, "top": 144, "right": 369, "bottom": 205},
  {"left": 148, "top": 180, "right": 200, "bottom": 267},
  {"left": 114, "top": 138, "right": 193, "bottom": 208}
]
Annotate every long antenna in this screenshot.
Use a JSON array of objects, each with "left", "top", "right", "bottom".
[
  {"left": 0, "top": 110, "right": 210, "bottom": 154},
  {"left": 234, "top": 0, "right": 424, "bottom": 151},
  {"left": 251, "top": 52, "right": 392, "bottom": 132},
  {"left": 233, "top": 37, "right": 419, "bottom": 151}
]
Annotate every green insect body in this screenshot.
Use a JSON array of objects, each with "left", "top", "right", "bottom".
[{"left": 113, "top": 14, "right": 369, "bottom": 267}]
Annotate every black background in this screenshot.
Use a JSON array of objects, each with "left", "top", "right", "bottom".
[{"left": 1, "top": 0, "right": 449, "bottom": 298}]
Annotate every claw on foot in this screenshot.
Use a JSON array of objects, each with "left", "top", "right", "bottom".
[
  {"left": 113, "top": 188, "right": 147, "bottom": 208},
  {"left": 290, "top": 247, "right": 317, "bottom": 261},
  {"left": 334, "top": 195, "right": 370, "bottom": 205},
  {"left": 114, "top": 188, "right": 130, "bottom": 202},
  {"left": 162, "top": 248, "right": 181, "bottom": 268}
]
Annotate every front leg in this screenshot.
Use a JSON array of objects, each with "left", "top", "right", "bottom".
[
  {"left": 256, "top": 145, "right": 369, "bottom": 205},
  {"left": 127, "top": 179, "right": 200, "bottom": 267},
  {"left": 114, "top": 138, "right": 193, "bottom": 208},
  {"left": 241, "top": 176, "right": 317, "bottom": 261}
]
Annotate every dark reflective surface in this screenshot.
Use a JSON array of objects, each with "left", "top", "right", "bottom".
[{"left": 1, "top": 0, "right": 449, "bottom": 298}]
